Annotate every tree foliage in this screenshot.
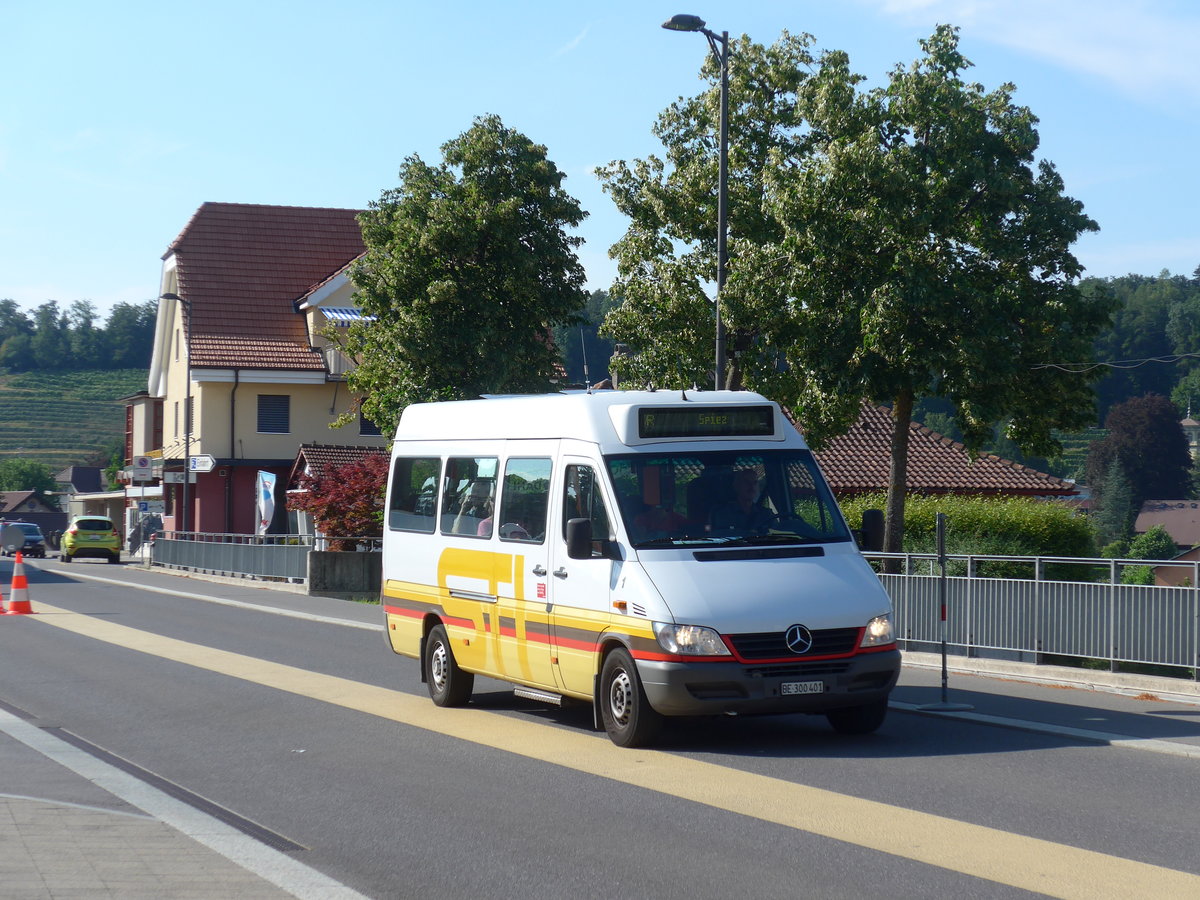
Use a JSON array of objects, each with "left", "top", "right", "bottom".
[
  {"left": 1091, "top": 456, "right": 1135, "bottom": 546},
  {"left": 1081, "top": 269, "right": 1200, "bottom": 421},
  {"left": 550, "top": 289, "right": 619, "bottom": 385},
  {"left": 1085, "top": 394, "right": 1192, "bottom": 513},
  {"left": 598, "top": 26, "right": 1113, "bottom": 554},
  {"left": 1121, "top": 524, "right": 1179, "bottom": 585},
  {"left": 0, "top": 458, "right": 57, "bottom": 498},
  {"left": 289, "top": 454, "right": 389, "bottom": 549},
  {"left": 344, "top": 115, "right": 588, "bottom": 433},
  {"left": 0, "top": 298, "right": 156, "bottom": 372}
]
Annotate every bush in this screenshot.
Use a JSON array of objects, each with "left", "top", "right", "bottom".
[{"left": 839, "top": 494, "right": 1097, "bottom": 574}]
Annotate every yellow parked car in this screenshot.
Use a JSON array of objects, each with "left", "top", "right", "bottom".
[{"left": 61, "top": 515, "right": 122, "bottom": 564}]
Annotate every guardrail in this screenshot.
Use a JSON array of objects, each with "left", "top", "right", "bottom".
[
  {"left": 866, "top": 551, "right": 1200, "bottom": 679},
  {"left": 150, "top": 532, "right": 381, "bottom": 582}
]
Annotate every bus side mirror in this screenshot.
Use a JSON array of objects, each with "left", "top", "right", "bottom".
[
  {"left": 566, "top": 517, "right": 593, "bottom": 559},
  {"left": 858, "top": 508, "right": 884, "bottom": 552}
]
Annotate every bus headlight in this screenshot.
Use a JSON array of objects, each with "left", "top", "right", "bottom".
[
  {"left": 653, "top": 622, "right": 732, "bottom": 656},
  {"left": 860, "top": 614, "right": 894, "bottom": 648}
]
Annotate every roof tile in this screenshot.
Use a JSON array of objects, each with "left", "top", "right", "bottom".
[
  {"left": 171, "top": 203, "right": 364, "bottom": 370},
  {"left": 808, "top": 404, "right": 1076, "bottom": 496}
]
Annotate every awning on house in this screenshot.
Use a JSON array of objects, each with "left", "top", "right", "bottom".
[{"left": 323, "top": 307, "right": 375, "bottom": 326}]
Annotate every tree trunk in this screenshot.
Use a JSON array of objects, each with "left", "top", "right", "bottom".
[
  {"left": 725, "top": 356, "right": 743, "bottom": 391},
  {"left": 882, "top": 389, "right": 914, "bottom": 573}
]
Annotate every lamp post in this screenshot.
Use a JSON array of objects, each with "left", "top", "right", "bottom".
[
  {"left": 161, "top": 293, "right": 191, "bottom": 533},
  {"left": 663, "top": 13, "right": 729, "bottom": 391}
]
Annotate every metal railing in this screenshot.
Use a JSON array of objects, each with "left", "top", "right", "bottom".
[
  {"left": 867, "top": 552, "right": 1200, "bottom": 678},
  {"left": 150, "top": 531, "right": 349, "bottom": 581}
]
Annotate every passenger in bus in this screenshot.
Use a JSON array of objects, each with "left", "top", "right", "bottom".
[
  {"left": 476, "top": 499, "right": 494, "bottom": 537},
  {"left": 709, "top": 469, "right": 776, "bottom": 534}
]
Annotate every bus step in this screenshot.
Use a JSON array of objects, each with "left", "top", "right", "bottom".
[{"left": 514, "top": 687, "right": 565, "bottom": 706}]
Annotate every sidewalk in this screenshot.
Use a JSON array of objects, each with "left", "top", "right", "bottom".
[{"left": 0, "top": 719, "right": 301, "bottom": 899}]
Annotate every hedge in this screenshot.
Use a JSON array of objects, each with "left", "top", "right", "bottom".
[{"left": 839, "top": 494, "right": 1096, "bottom": 559}]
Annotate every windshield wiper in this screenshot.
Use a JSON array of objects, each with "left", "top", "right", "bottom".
[{"left": 635, "top": 534, "right": 725, "bottom": 548}]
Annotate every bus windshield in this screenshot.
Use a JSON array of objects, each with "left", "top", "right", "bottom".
[{"left": 605, "top": 450, "right": 852, "bottom": 549}]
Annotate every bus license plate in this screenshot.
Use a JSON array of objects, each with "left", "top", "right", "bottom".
[{"left": 781, "top": 681, "right": 824, "bottom": 695}]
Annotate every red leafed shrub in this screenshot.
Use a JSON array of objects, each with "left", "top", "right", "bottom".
[{"left": 290, "top": 454, "right": 389, "bottom": 550}]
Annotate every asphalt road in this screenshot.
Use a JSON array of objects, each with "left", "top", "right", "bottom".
[{"left": 2, "top": 555, "right": 1200, "bottom": 899}]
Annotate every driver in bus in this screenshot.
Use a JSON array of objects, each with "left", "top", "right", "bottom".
[{"left": 710, "top": 468, "right": 776, "bottom": 535}]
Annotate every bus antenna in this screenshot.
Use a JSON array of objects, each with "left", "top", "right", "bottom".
[{"left": 580, "top": 326, "right": 592, "bottom": 394}]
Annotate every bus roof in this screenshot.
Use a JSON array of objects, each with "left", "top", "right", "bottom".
[{"left": 394, "top": 389, "right": 808, "bottom": 452}]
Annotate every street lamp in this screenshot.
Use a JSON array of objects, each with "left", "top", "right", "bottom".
[
  {"left": 663, "top": 13, "right": 729, "bottom": 391},
  {"left": 161, "top": 292, "right": 191, "bottom": 533}
]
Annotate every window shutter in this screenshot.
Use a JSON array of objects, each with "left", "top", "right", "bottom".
[{"left": 257, "top": 395, "right": 290, "bottom": 433}]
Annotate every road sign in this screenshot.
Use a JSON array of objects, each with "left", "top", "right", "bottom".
[
  {"left": 189, "top": 455, "right": 216, "bottom": 473},
  {"left": 132, "top": 455, "right": 153, "bottom": 481}
]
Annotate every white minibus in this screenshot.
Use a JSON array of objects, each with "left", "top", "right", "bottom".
[{"left": 381, "top": 390, "right": 899, "bottom": 746}]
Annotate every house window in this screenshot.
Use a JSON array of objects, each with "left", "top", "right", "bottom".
[
  {"left": 174, "top": 401, "right": 179, "bottom": 438},
  {"left": 359, "top": 412, "right": 382, "bottom": 437},
  {"left": 257, "top": 395, "right": 290, "bottom": 434}
]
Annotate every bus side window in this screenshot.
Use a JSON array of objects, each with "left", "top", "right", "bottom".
[
  {"left": 500, "top": 458, "right": 551, "bottom": 543},
  {"left": 388, "top": 457, "right": 440, "bottom": 533}
]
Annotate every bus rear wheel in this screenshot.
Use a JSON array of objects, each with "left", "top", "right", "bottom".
[{"left": 425, "top": 624, "right": 473, "bottom": 707}]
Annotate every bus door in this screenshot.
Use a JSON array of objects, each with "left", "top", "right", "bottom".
[
  {"left": 550, "top": 458, "right": 618, "bottom": 696},
  {"left": 491, "top": 445, "right": 558, "bottom": 690}
]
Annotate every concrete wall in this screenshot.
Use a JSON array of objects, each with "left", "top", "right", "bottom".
[{"left": 307, "top": 550, "right": 381, "bottom": 598}]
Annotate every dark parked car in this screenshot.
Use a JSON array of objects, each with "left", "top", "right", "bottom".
[{"left": 2, "top": 522, "right": 47, "bottom": 558}]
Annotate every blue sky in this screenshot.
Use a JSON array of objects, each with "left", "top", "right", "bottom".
[{"left": 2, "top": 0, "right": 1198, "bottom": 319}]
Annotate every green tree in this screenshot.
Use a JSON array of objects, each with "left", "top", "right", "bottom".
[
  {"left": 1121, "top": 524, "right": 1179, "bottom": 585},
  {"left": 0, "top": 332, "right": 34, "bottom": 371},
  {"left": 0, "top": 458, "right": 57, "bottom": 498},
  {"left": 0, "top": 299, "right": 33, "bottom": 348},
  {"left": 1091, "top": 456, "right": 1135, "bottom": 546},
  {"left": 29, "top": 302, "right": 69, "bottom": 369},
  {"left": 103, "top": 301, "right": 157, "bottom": 369},
  {"left": 344, "top": 115, "right": 588, "bottom": 432},
  {"left": 599, "top": 26, "right": 1113, "bottom": 556},
  {"left": 551, "top": 289, "right": 619, "bottom": 385},
  {"left": 68, "top": 300, "right": 106, "bottom": 369}
]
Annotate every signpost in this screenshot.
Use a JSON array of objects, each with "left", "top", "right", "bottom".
[{"left": 188, "top": 454, "right": 216, "bottom": 473}]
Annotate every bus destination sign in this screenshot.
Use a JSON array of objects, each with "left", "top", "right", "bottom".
[{"left": 638, "top": 405, "right": 775, "bottom": 439}]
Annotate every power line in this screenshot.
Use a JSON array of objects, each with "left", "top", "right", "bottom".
[{"left": 1033, "top": 351, "right": 1200, "bottom": 373}]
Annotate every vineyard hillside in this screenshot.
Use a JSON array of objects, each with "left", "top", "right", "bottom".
[{"left": 0, "top": 369, "right": 148, "bottom": 471}]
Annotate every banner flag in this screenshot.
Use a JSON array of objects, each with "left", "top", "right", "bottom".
[{"left": 256, "top": 470, "right": 276, "bottom": 536}]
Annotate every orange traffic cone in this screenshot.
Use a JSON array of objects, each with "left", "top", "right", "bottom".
[{"left": 6, "top": 550, "right": 33, "bottom": 615}]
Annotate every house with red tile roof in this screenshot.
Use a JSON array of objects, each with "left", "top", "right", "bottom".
[
  {"left": 810, "top": 404, "right": 1078, "bottom": 498},
  {"left": 286, "top": 444, "right": 388, "bottom": 490},
  {"left": 285, "top": 444, "right": 389, "bottom": 538},
  {"left": 129, "top": 202, "right": 387, "bottom": 534}
]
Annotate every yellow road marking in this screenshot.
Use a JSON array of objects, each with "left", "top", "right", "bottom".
[{"left": 25, "top": 602, "right": 1200, "bottom": 899}]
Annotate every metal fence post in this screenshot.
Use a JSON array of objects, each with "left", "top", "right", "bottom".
[
  {"left": 1194, "top": 560, "right": 1199, "bottom": 682},
  {"left": 1034, "top": 557, "right": 1044, "bottom": 665}
]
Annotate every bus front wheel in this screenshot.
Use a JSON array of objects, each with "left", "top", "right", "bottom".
[{"left": 600, "top": 648, "right": 662, "bottom": 748}]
